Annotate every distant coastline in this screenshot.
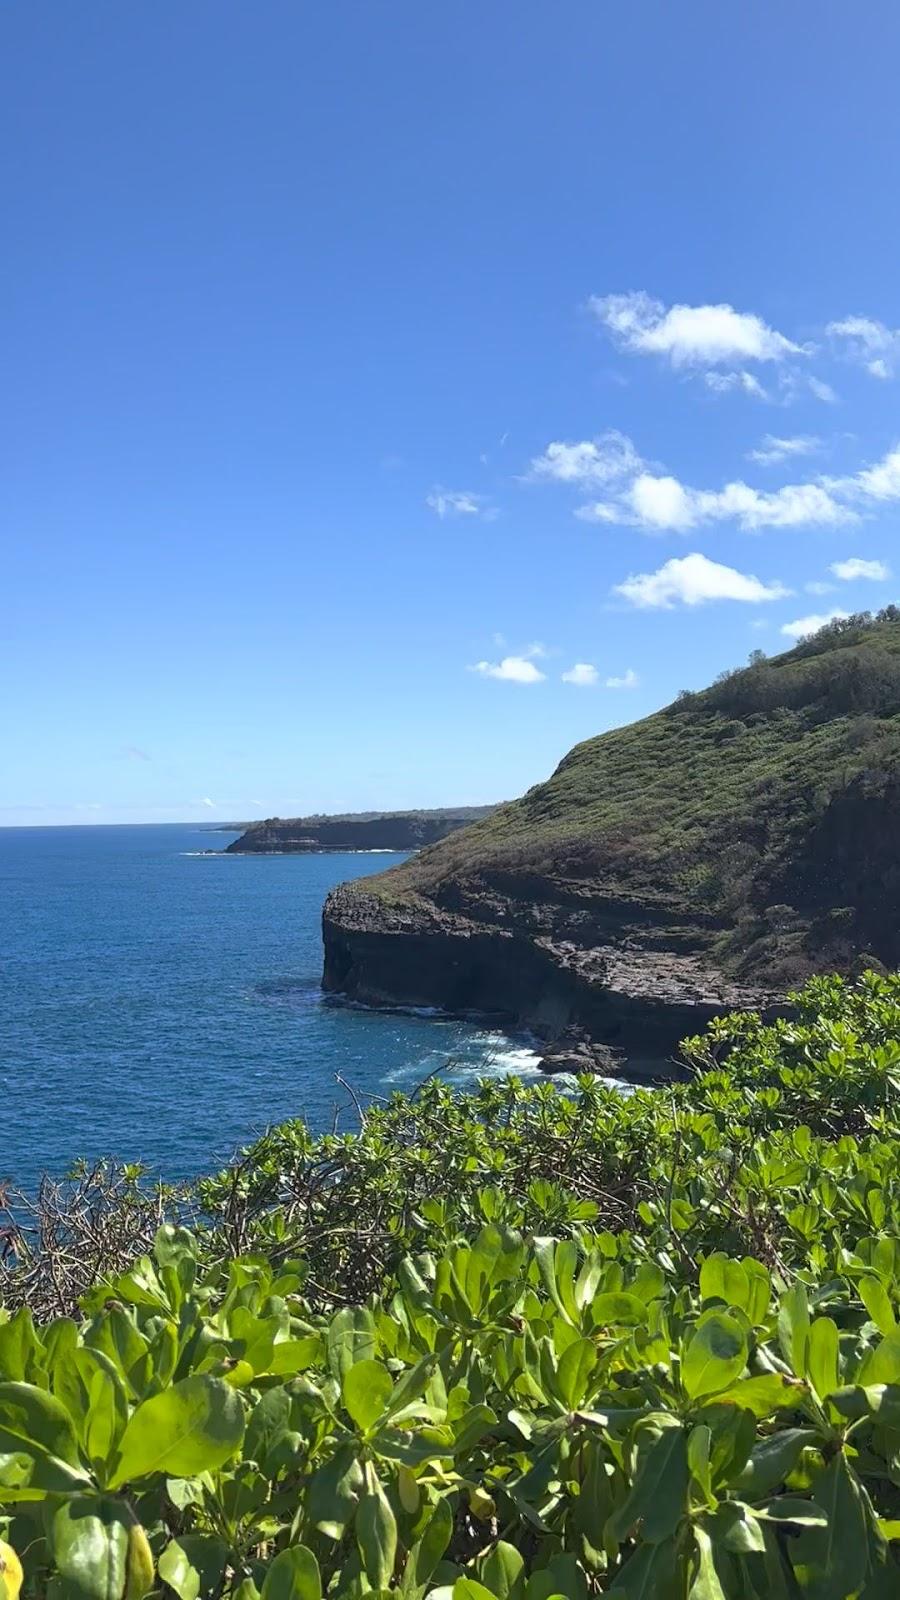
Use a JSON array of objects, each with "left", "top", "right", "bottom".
[{"left": 225, "top": 806, "right": 497, "bottom": 855}]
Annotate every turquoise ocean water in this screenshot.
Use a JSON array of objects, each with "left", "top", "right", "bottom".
[{"left": 0, "top": 824, "right": 543, "bottom": 1187}]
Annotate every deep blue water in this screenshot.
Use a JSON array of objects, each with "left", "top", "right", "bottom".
[{"left": 0, "top": 825, "right": 542, "bottom": 1187}]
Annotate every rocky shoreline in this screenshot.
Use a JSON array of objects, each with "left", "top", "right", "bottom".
[{"left": 321, "top": 879, "right": 783, "bottom": 1078}]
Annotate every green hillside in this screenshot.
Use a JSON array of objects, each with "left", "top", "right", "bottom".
[{"left": 359, "top": 610, "right": 900, "bottom": 982}]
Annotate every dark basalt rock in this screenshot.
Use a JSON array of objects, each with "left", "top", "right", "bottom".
[{"left": 321, "top": 881, "right": 782, "bottom": 1072}]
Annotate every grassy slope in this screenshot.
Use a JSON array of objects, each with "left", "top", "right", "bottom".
[{"left": 360, "top": 613, "right": 900, "bottom": 976}]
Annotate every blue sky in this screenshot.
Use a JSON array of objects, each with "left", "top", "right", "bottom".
[{"left": 3, "top": 0, "right": 898, "bottom": 826}]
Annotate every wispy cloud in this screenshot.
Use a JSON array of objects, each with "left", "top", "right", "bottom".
[
  {"left": 605, "top": 667, "right": 640, "bottom": 689},
  {"left": 808, "top": 377, "right": 838, "bottom": 404},
  {"left": 471, "top": 654, "right": 546, "bottom": 684},
  {"left": 561, "top": 662, "right": 599, "bottom": 687},
  {"left": 590, "top": 291, "right": 802, "bottom": 368},
  {"left": 615, "top": 552, "right": 789, "bottom": 610},
  {"left": 124, "top": 745, "right": 151, "bottom": 762},
  {"left": 747, "top": 434, "right": 821, "bottom": 467},
  {"left": 830, "top": 557, "right": 891, "bottom": 582},
  {"left": 827, "top": 315, "right": 900, "bottom": 379},
  {"left": 426, "top": 488, "right": 494, "bottom": 519},
  {"left": 527, "top": 430, "right": 642, "bottom": 486},
  {"left": 780, "top": 609, "right": 849, "bottom": 639},
  {"left": 704, "top": 370, "right": 769, "bottom": 400}
]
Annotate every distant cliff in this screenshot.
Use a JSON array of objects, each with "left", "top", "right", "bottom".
[
  {"left": 226, "top": 807, "right": 497, "bottom": 854},
  {"left": 323, "top": 611, "right": 900, "bottom": 1064}
]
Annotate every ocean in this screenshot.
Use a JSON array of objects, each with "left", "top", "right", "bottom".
[{"left": 0, "top": 824, "right": 543, "bottom": 1189}]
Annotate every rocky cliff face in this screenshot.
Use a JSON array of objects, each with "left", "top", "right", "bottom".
[
  {"left": 227, "top": 807, "right": 496, "bottom": 854},
  {"left": 321, "top": 615, "right": 900, "bottom": 1070},
  {"left": 322, "top": 878, "right": 780, "bottom": 1069}
]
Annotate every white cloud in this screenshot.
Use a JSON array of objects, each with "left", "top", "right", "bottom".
[
  {"left": 426, "top": 488, "right": 487, "bottom": 518},
  {"left": 561, "top": 662, "right": 599, "bottom": 687},
  {"left": 704, "top": 370, "right": 769, "bottom": 400},
  {"left": 808, "top": 377, "right": 838, "bottom": 404},
  {"left": 780, "top": 609, "right": 849, "bottom": 640},
  {"left": 471, "top": 655, "right": 546, "bottom": 684},
  {"left": 614, "top": 552, "right": 789, "bottom": 610},
  {"left": 823, "top": 442, "right": 900, "bottom": 508},
  {"left": 200, "top": 797, "right": 216, "bottom": 808},
  {"left": 528, "top": 430, "right": 642, "bottom": 486},
  {"left": 579, "top": 471, "right": 851, "bottom": 532},
  {"left": 853, "top": 445, "right": 900, "bottom": 501},
  {"left": 828, "top": 315, "right": 900, "bottom": 379},
  {"left": 805, "top": 580, "right": 836, "bottom": 596},
  {"left": 830, "top": 557, "right": 891, "bottom": 582},
  {"left": 748, "top": 434, "right": 821, "bottom": 466},
  {"left": 605, "top": 668, "right": 640, "bottom": 689},
  {"left": 590, "top": 291, "right": 801, "bottom": 368}
]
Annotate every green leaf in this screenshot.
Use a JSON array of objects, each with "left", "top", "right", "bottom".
[
  {"left": 158, "top": 1541, "right": 201, "bottom": 1600},
  {"left": 607, "top": 1537, "right": 681, "bottom": 1598},
  {"left": 306, "top": 1443, "right": 364, "bottom": 1540},
  {"left": 860, "top": 1276, "right": 897, "bottom": 1336},
  {"left": 264, "top": 1338, "right": 322, "bottom": 1376},
  {"left": 858, "top": 1329, "right": 900, "bottom": 1388},
  {"left": 687, "top": 1425, "right": 713, "bottom": 1505},
  {"left": 326, "top": 1307, "right": 376, "bottom": 1382},
  {"left": 792, "top": 1454, "right": 868, "bottom": 1599},
  {"left": 356, "top": 1469, "right": 397, "bottom": 1589},
  {"left": 245, "top": 1387, "right": 292, "bottom": 1468},
  {"left": 84, "top": 1362, "right": 129, "bottom": 1475},
  {"left": 735, "top": 1429, "right": 819, "bottom": 1496},
  {"left": 109, "top": 1374, "right": 244, "bottom": 1486},
  {"left": 261, "top": 1545, "right": 322, "bottom": 1600},
  {"left": 711, "top": 1374, "right": 798, "bottom": 1418},
  {"left": 688, "top": 1526, "right": 727, "bottom": 1600},
  {"left": 806, "top": 1317, "right": 840, "bottom": 1401},
  {"left": 172, "top": 1536, "right": 227, "bottom": 1598},
  {"left": 0, "top": 1310, "right": 40, "bottom": 1383},
  {"left": 49, "top": 1496, "right": 134, "bottom": 1600},
  {"left": 342, "top": 1360, "right": 393, "bottom": 1432},
  {"left": 682, "top": 1314, "right": 747, "bottom": 1400},
  {"left": 0, "top": 1382, "right": 90, "bottom": 1495},
  {"left": 453, "top": 1583, "right": 499, "bottom": 1600},
  {"left": 704, "top": 1502, "right": 765, "bottom": 1555},
  {"left": 700, "top": 1255, "right": 749, "bottom": 1310},
  {"left": 399, "top": 1496, "right": 453, "bottom": 1598},
  {"left": 777, "top": 1282, "right": 809, "bottom": 1377},
  {"left": 589, "top": 1293, "right": 649, "bottom": 1329},
  {"left": 478, "top": 1541, "right": 525, "bottom": 1598},
  {"left": 607, "top": 1419, "right": 688, "bottom": 1545},
  {"left": 555, "top": 1339, "right": 597, "bottom": 1409},
  {"left": 755, "top": 1497, "right": 828, "bottom": 1526}
]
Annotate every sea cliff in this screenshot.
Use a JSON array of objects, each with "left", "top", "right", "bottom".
[{"left": 322, "top": 613, "right": 900, "bottom": 1068}]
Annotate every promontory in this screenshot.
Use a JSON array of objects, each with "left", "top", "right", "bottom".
[{"left": 323, "top": 611, "right": 900, "bottom": 1065}]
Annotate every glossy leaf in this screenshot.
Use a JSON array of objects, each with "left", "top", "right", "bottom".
[{"left": 110, "top": 1374, "right": 243, "bottom": 1485}]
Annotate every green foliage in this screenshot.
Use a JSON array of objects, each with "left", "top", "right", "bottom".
[{"left": 3, "top": 972, "right": 900, "bottom": 1595}]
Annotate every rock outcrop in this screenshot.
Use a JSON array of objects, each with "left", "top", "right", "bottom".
[{"left": 322, "top": 613, "right": 900, "bottom": 1071}]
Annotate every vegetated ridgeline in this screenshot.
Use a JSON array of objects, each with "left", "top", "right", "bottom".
[
  {"left": 323, "top": 610, "right": 900, "bottom": 1071},
  {"left": 227, "top": 806, "right": 496, "bottom": 853}
]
